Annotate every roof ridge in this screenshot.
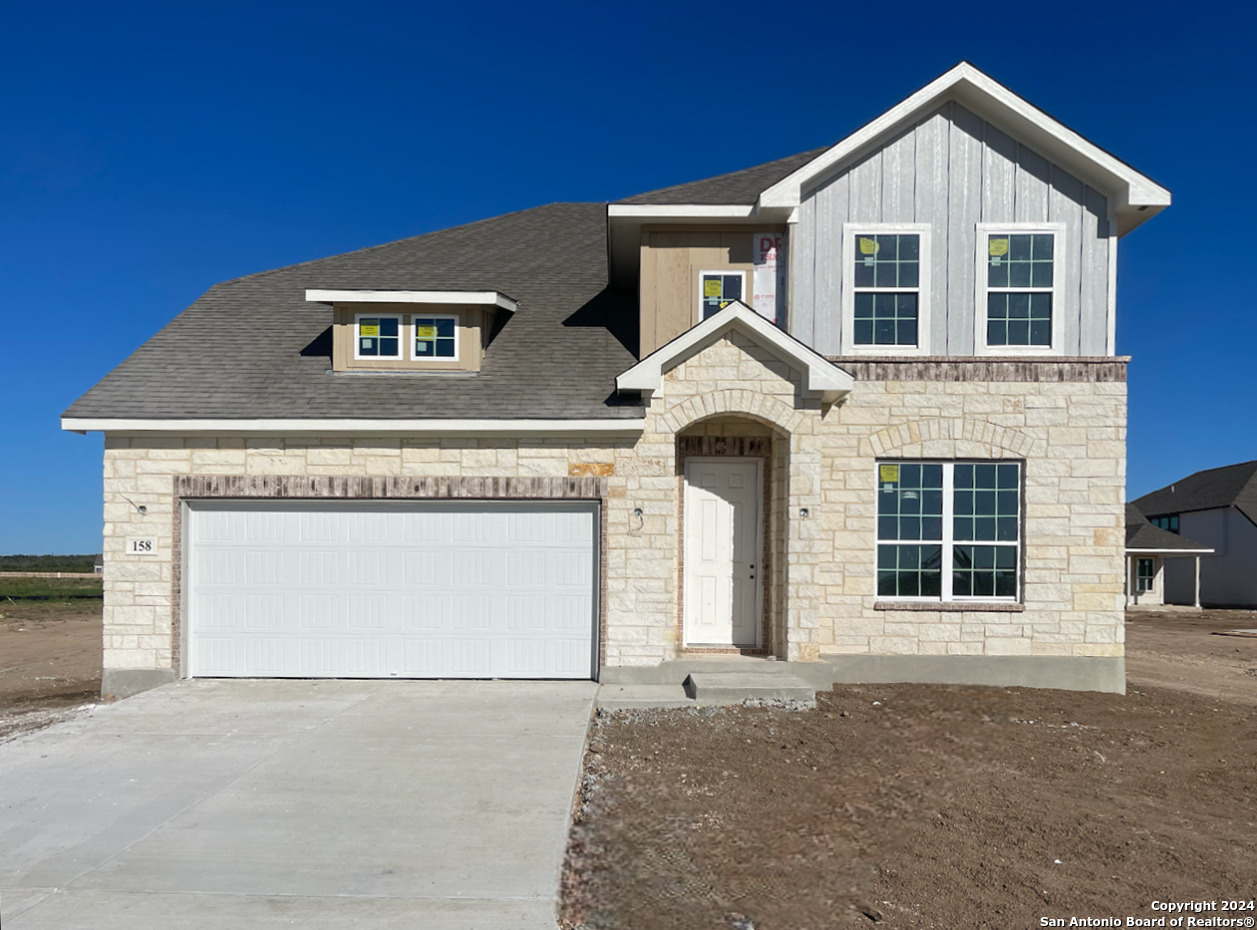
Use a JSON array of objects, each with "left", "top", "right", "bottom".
[
  {"left": 216, "top": 202, "right": 596, "bottom": 288},
  {"left": 617, "top": 146, "right": 829, "bottom": 204}
]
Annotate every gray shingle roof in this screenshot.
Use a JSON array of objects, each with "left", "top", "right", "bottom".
[
  {"left": 1132, "top": 461, "right": 1257, "bottom": 527},
  {"left": 64, "top": 203, "right": 644, "bottom": 421},
  {"left": 1125, "top": 504, "right": 1212, "bottom": 552},
  {"left": 616, "top": 148, "right": 828, "bottom": 205}
]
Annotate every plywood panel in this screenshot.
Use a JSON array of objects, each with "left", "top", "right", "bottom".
[{"left": 656, "top": 237, "right": 693, "bottom": 349}]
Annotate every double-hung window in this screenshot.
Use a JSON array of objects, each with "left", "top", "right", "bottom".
[
  {"left": 977, "top": 225, "right": 1063, "bottom": 353},
  {"left": 842, "top": 224, "right": 931, "bottom": 353},
  {"left": 1135, "top": 558, "right": 1156, "bottom": 593},
  {"left": 355, "top": 314, "right": 401, "bottom": 359},
  {"left": 876, "top": 461, "right": 1021, "bottom": 602}
]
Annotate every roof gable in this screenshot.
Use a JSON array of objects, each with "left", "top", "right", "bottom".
[
  {"left": 616, "top": 301, "right": 852, "bottom": 402},
  {"left": 758, "top": 62, "right": 1170, "bottom": 236}
]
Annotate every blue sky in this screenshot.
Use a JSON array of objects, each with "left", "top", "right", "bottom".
[{"left": 2, "top": 1, "right": 1253, "bottom": 553}]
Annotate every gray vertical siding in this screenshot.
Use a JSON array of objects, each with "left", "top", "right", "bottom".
[{"left": 794, "top": 101, "right": 1111, "bottom": 356}]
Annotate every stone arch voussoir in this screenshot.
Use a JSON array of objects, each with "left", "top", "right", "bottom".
[
  {"left": 663, "top": 389, "right": 798, "bottom": 436},
  {"left": 868, "top": 419, "right": 1036, "bottom": 458}
]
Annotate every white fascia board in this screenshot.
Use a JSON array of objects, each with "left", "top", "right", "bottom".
[
  {"left": 758, "top": 62, "right": 1171, "bottom": 216},
  {"left": 61, "top": 417, "right": 644, "bottom": 437},
  {"left": 1126, "top": 547, "right": 1215, "bottom": 555},
  {"left": 616, "top": 301, "right": 853, "bottom": 402},
  {"left": 305, "top": 290, "right": 519, "bottom": 312},
  {"left": 606, "top": 204, "right": 757, "bottom": 218}
]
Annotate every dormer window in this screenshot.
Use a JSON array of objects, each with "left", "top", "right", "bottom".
[
  {"left": 413, "top": 315, "right": 458, "bottom": 360},
  {"left": 308, "top": 289, "right": 518, "bottom": 374},
  {"left": 355, "top": 314, "right": 401, "bottom": 359}
]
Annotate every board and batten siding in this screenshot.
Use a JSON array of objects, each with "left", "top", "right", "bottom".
[{"left": 791, "top": 102, "right": 1113, "bottom": 356}]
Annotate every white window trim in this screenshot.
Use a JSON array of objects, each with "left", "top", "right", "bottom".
[
  {"left": 353, "top": 312, "right": 403, "bottom": 361},
  {"left": 840, "top": 223, "right": 932, "bottom": 356},
  {"left": 697, "top": 270, "right": 747, "bottom": 323},
  {"left": 409, "top": 313, "right": 460, "bottom": 362},
  {"left": 1135, "top": 556, "right": 1158, "bottom": 595},
  {"left": 874, "top": 460, "right": 1022, "bottom": 604},
  {"left": 973, "top": 223, "right": 1066, "bottom": 357}
]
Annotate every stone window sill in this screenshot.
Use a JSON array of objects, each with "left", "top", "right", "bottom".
[{"left": 873, "top": 601, "right": 1025, "bottom": 613}]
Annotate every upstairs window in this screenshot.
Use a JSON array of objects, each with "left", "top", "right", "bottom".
[
  {"left": 699, "top": 271, "right": 744, "bottom": 320},
  {"left": 1150, "top": 514, "right": 1179, "bottom": 534},
  {"left": 977, "top": 225, "right": 1063, "bottom": 353},
  {"left": 842, "top": 224, "right": 931, "bottom": 353},
  {"left": 413, "top": 315, "right": 457, "bottom": 360},
  {"left": 876, "top": 461, "right": 1021, "bottom": 602},
  {"left": 355, "top": 314, "right": 400, "bottom": 359}
]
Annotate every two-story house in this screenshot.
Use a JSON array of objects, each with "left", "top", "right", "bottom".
[{"left": 63, "top": 63, "right": 1169, "bottom": 698}]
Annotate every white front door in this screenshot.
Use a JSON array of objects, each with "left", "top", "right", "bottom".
[{"left": 683, "top": 458, "right": 762, "bottom": 646}]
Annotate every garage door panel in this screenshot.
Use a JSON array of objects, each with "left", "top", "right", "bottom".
[{"left": 187, "top": 502, "right": 596, "bottom": 679}]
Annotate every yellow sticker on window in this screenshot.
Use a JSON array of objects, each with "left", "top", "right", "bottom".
[
  {"left": 414, "top": 325, "right": 436, "bottom": 340},
  {"left": 989, "top": 238, "right": 1009, "bottom": 257},
  {"left": 879, "top": 464, "right": 900, "bottom": 482},
  {"left": 858, "top": 237, "right": 879, "bottom": 255},
  {"left": 703, "top": 279, "right": 723, "bottom": 297},
  {"left": 360, "top": 320, "right": 380, "bottom": 337}
]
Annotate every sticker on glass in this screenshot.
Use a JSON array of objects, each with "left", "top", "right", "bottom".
[
  {"left": 704, "top": 279, "right": 723, "bottom": 297},
  {"left": 360, "top": 320, "right": 380, "bottom": 337},
  {"left": 415, "top": 325, "right": 436, "bottom": 339},
  {"left": 989, "top": 238, "right": 1009, "bottom": 257},
  {"left": 879, "top": 464, "right": 900, "bottom": 482},
  {"left": 858, "top": 237, "right": 879, "bottom": 255}
]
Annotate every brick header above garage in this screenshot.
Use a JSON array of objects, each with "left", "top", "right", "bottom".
[
  {"left": 174, "top": 474, "right": 608, "bottom": 501},
  {"left": 827, "top": 358, "right": 1128, "bottom": 383}
]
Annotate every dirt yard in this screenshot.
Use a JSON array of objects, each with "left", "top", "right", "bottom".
[
  {"left": 0, "top": 598, "right": 101, "bottom": 741},
  {"left": 562, "top": 610, "right": 1257, "bottom": 929}
]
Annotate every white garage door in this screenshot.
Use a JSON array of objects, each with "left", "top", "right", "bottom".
[{"left": 185, "top": 501, "right": 598, "bottom": 679}]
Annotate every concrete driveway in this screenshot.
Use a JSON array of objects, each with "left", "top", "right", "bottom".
[{"left": 0, "top": 679, "right": 596, "bottom": 929}]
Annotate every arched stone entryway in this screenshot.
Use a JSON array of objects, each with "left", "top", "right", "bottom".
[{"left": 673, "top": 412, "right": 793, "bottom": 660}]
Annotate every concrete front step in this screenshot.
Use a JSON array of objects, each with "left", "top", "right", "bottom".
[
  {"left": 595, "top": 683, "right": 694, "bottom": 710},
  {"left": 683, "top": 671, "right": 816, "bottom": 705}
]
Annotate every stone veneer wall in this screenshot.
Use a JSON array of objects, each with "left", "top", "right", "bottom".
[{"left": 99, "top": 330, "right": 1126, "bottom": 679}]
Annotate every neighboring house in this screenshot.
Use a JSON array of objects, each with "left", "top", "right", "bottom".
[
  {"left": 93, "top": 554, "right": 104, "bottom": 575},
  {"left": 1132, "top": 461, "right": 1257, "bottom": 608},
  {"left": 1123, "top": 505, "right": 1212, "bottom": 607},
  {"left": 62, "top": 62, "right": 1170, "bottom": 698}
]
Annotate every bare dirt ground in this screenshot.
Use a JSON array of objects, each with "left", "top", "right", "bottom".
[
  {"left": 562, "top": 610, "right": 1257, "bottom": 930},
  {"left": 0, "top": 599, "right": 101, "bottom": 741}
]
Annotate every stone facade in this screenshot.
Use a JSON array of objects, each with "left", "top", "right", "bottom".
[{"left": 99, "top": 329, "right": 1126, "bottom": 683}]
